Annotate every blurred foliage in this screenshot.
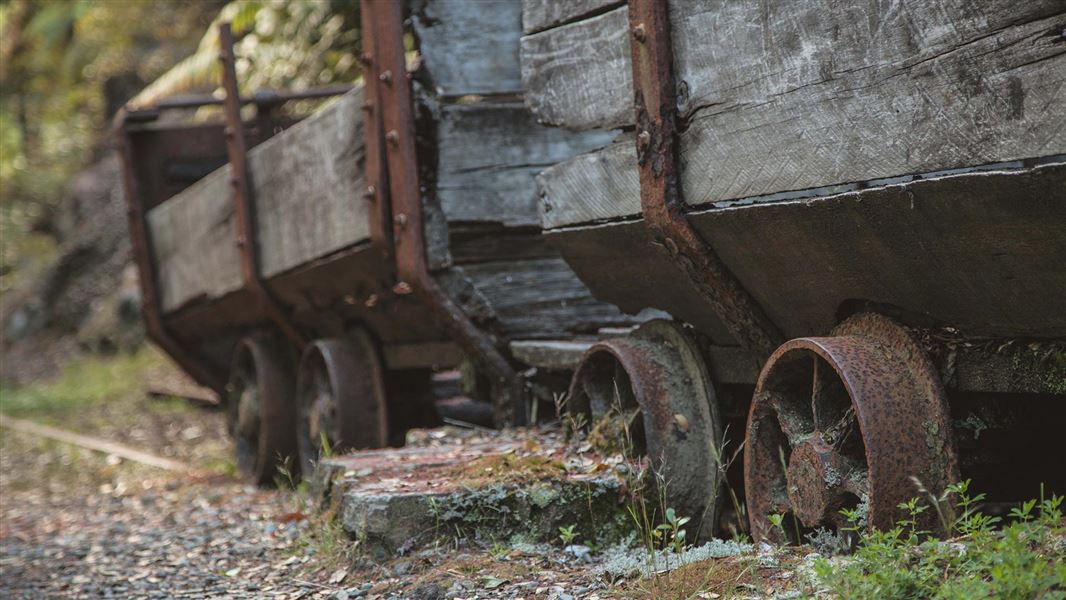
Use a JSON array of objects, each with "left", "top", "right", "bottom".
[{"left": 0, "top": 0, "right": 362, "bottom": 284}]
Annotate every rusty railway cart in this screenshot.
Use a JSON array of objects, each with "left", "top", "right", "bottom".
[
  {"left": 527, "top": 0, "right": 1066, "bottom": 541},
  {"left": 117, "top": 2, "right": 638, "bottom": 485},
  {"left": 120, "top": 0, "right": 1065, "bottom": 542}
]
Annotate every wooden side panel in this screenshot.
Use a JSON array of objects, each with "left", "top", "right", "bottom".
[
  {"left": 526, "top": 1, "right": 1066, "bottom": 225},
  {"left": 253, "top": 88, "right": 369, "bottom": 278},
  {"left": 520, "top": 5, "right": 632, "bottom": 130},
  {"left": 672, "top": 0, "right": 1066, "bottom": 208},
  {"left": 522, "top": 0, "right": 623, "bottom": 34},
  {"left": 149, "top": 168, "right": 242, "bottom": 312},
  {"left": 548, "top": 163, "right": 1066, "bottom": 341},
  {"left": 538, "top": 134, "right": 638, "bottom": 229},
  {"left": 435, "top": 101, "right": 617, "bottom": 227},
  {"left": 149, "top": 88, "right": 370, "bottom": 313},
  {"left": 411, "top": 0, "right": 523, "bottom": 96},
  {"left": 462, "top": 257, "right": 638, "bottom": 338}
]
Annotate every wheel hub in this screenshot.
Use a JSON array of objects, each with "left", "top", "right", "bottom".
[{"left": 786, "top": 437, "right": 847, "bottom": 527}]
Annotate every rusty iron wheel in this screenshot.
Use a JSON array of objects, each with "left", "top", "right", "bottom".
[
  {"left": 227, "top": 334, "right": 298, "bottom": 486},
  {"left": 744, "top": 313, "right": 958, "bottom": 543},
  {"left": 296, "top": 330, "right": 388, "bottom": 476},
  {"left": 568, "top": 319, "right": 724, "bottom": 540}
]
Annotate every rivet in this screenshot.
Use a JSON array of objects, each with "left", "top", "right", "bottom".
[
  {"left": 379, "top": 70, "right": 392, "bottom": 84},
  {"left": 361, "top": 102, "right": 373, "bottom": 112},
  {"left": 364, "top": 185, "right": 376, "bottom": 201},
  {"left": 385, "top": 130, "right": 399, "bottom": 145},
  {"left": 343, "top": 294, "right": 357, "bottom": 305},
  {"left": 364, "top": 293, "right": 378, "bottom": 308},
  {"left": 358, "top": 52, "right": 372, "bottom": 66},
  {"left": 236, "top": 235, "right": 247, "bottom": 248},
  {"left": 632, "top": 23, "right": 646, "bottom": 42},
  {"left": 637, "top": 130, "right": 651, "bottom": 147},
  {"left": 395, "top": 213, "right": 408, "bottom": 228},
  {"left": 393, "top": 281, "right": 413, "bottom": 295}
]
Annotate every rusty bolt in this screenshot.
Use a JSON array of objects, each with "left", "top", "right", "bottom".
[
  {"left": 343, "top": 294, "right": 357, "bottom": 305},
  {"left": 379, "top": 70, "right": 393, "bottom": 84},
  {"left": 364, "top": 293, "right": 379, "bottom": 308},
  {"left": 393, "top": 281, "right": 413, "bottom": 295},
  {"left": 385, "top": 130, "right": 399, "bottom": 146},
  {"left": 224, "top": 126, "right": 235, "bottom": 139},
  {"left": 358, "top": 52, "right": 372, "bottom": 66},
  {"left": 236, "top": 235, "right": 247, "bottom": 248},
  {"left": 632, "top": 23, "right": 646, "bottom": 42},
  {"left": 637, "top": 130, "right": 651, "bottom": 149},
  {"left": 395, "top": 213, "right": 408, "bottom": 228},
  {"left": 361, "top": 102, "right": 373, "bottom": 113},
  {"left": 364, "top": 185, "right": 376, "bottom": 201}
]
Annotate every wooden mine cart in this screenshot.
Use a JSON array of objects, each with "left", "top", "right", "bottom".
[
  {"left": 117, "top": 2, "right": 637, "bottom": 485},
  {"left": 526, "top": 0, "right": 1066, "bottom": 541},
  {"left": 120, "top": 0, "right": 1065, "bottom": 543}
]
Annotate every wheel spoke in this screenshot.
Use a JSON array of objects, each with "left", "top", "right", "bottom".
[{"left": 770, "top": 392, "right": 814, "bottom": 446}]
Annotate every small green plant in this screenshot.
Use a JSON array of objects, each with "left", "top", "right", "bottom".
[
  {"left": 813, "top": 483, "right": 1066, "bottom": 599},
  {"left": 318, "top": 432, "right": 333, "bottom": 459},
  {"left": 488, "top": 541, "right": 509, "bottom": 559},
  {"left": 768, "top": 513, "right": 787, "bottom": 541},
  {"left": 654, "top": 507, "right": 691, "bottom": 554},
  {"left": 558, "top": 524, "right": 579, "bottom": 545}
]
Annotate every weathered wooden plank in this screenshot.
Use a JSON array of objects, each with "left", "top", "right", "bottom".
[
  {"left": 521, "top": 0, "right": 622, "bottom": 34},
  {"left": 526, "top": 0, "right": 1066, "bottom": 223},
  {"left": 548, "top": 163, "right": 1066, "bottom": 345},
  {"left": 253, "top": 89, "right": 369, "bottom": 278},
  {"left": 149, "top": 88, "right": 370, "bottom": 313},
  {"left": 435, "top": 101, "right": 617, "bottom": 227},
  {"left": 672, "top": 0, "right": 1066, "bottom": 207},
  {"left": 538, "top": 133, "right": 638, "bottom": 229},
  {"left": 462, "top": 257, "right": 638, "bottom": 338},
  {"left": 520, "top": 5, "right": 632, "bottom": 130},
  {"left": 148, "top": 168, "right": 242, "bottom": 312},
  {"left": 411, "top": 0, "right": 523, "bottom": 96},
  {"left": 509, "top": 340, "right": 593, "bottom": 370}
]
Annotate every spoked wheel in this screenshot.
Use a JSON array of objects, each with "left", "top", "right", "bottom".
[
  {"left": 227, "top": 334, "right": 298, "bottom": 486},
  {"left": 296, "top": 329, "right": 388, "bottom": 476},
  {"left": 745, "top": 313, "right": 958, "bottom": 542},
  {"left": 569, "top": 319, "right": 724, "bottom": 540}
]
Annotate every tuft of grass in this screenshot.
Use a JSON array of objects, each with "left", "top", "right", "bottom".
[
  {"left": 0, "top": 346, "right": 167, "bottom": 420},
  {"left": 446, "top": 452, "right": 567, "bottom": 486}
]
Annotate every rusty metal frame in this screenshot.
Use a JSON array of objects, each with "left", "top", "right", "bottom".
[
  {"left": 627, "top": 0, "right": 783, "bottom": 360},
  {"left": 362, "top": 0, "right": 527, "bottom": 425},
  {"left": 218, "top": 23, "right": 308, "bottom": 349},
  {"left": 358, "top": 4, "right": 394, "bottom": 260},
  {"left": 114, "top": 112, "right": 226, "bottom": 393}
]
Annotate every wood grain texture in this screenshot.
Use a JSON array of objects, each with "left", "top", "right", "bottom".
[
  {"left": 435, "top": 101, "right": 617, "bottom": 227},
  {"left": 549, "top": 162, "right": 1066, "bottom": 343},
  {"left": 527, "top": 0, "right": 1066, "bottom": 224},
  {"left": 411, "top": 0, "right": 523, "bottom": 96},
  {"left": 538, "top": 133, "right": 638, "bottom": 229},
  {"left": 672, "top": 0, "right": 1066, "bottom": 207},
  {"left": 149, "top": 88, "right": 370, "bottom": 313},
  {"left": 520, "top": 5, "right": 632, "bottom": 130},
  {"left": 522, "top": 0, "right": 623, "bottom": 34},
  {"left": 462, "top": 257, "right": 638, "bottom": 338}
]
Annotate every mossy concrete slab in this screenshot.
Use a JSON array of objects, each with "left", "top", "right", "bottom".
[{"left": 314, "top": 439, "right": 631, "bottom": 558}]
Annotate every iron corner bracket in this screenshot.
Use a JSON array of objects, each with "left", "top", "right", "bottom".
[
  {"left": 361, "top": 0, "right": 528, "bottom": 426},
  {"left": 627, "top": 0, "right": 783, "bottom": 361}
]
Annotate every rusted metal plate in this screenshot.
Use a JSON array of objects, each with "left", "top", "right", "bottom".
[
  {"left": 627, "top": 0, "right": 782, "bottom": 360},
  {"left": 218, "top": 22, "right": 307, "bottom": 349},
  {"left": 364, "top": 0, "right": 526, "bottom": 425},
  {"left": 744, "top": 313, "right": 958, "bottom": 542}
]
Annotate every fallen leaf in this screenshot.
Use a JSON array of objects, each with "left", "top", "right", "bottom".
[
  {"left": 328, "top": 567, "right": 348, "bottom": 584},
  {"left": 481, "top": 576, "right": 508, "bottom": 589}
]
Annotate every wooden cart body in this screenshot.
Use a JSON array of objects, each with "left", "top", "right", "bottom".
[{"left": 524, "top": 0, "right": 1066, "bottom": 390}]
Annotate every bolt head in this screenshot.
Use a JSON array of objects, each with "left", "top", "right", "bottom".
[
  {"left": 632, "top": 23, "right": 647, "bottom": 42},
  {"left": 392, "top": 281, "right": 413, "bottom": 295}
]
